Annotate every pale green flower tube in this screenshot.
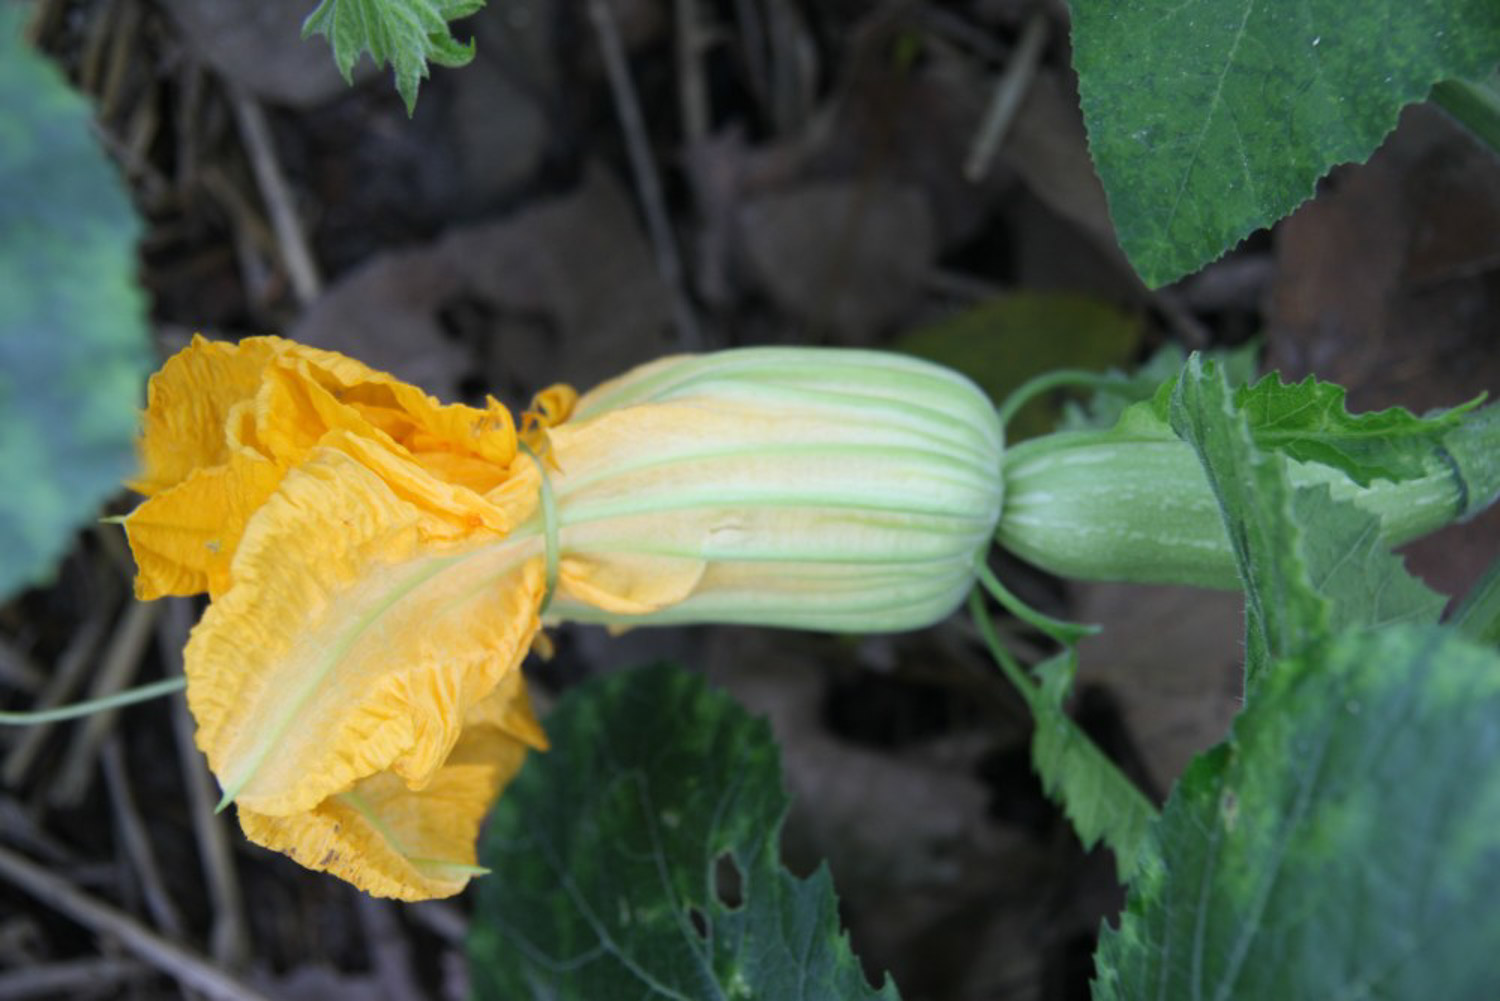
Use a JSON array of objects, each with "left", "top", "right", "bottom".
[{"left": 536, "top": 348, "right": 1005, "bottom": 632}]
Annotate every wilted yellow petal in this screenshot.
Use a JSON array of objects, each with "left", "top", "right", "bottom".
[
  {"left": 186, "top": 447, "right": 548, "bottom": 818},
  {"left": 274, "top": 345, "right": 518, "bottom": 468},
  {"left": 407, "top": 450, "right": 513, "bottom": 496},
  {"left": 133, "top": 335, "right": 286, "bottom": 495},
  {"left": 324, "top": 431, "right": 524, "bottom": 536},
  {"left": 251, "top": 359, "right": 523, "bottom": 533},
  {"left": 528, "top": 384, "right": 578, "bottom": 428},
  {"left": 464, "top": 663, "right": 549, "bottom": 752},
  {"left": 250, "top": 358, "right": 376, "bottom": 461},
  {"left": 124, "top": 452, "right": 283, "bottom": 599},
  {"left": 237, "top": 677, "right": 542, "bottom": 901},
  {"left": 557, "top": 553, "right": 705, "bottom": 615},
  {"left": 521, "top": 383, "right": 579, "bottom": 457}
]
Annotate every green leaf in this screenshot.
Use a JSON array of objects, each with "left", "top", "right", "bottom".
[
  {"left": 1432, "top": 73, "right": 1500, "bottom": 156},
  {"left": 1441, "top": 403, "right": 1500, "bottom": 519},
  {"left": 1142, "top": 369, "right": 1481, "bottom": 485},
  {"left": 1168, "top": 357, "right": 1449, "bottom": 686},
  {"left": 1029, "top": 654, "right": 1156, "bottom": 881},
  {"left": 1093, "top": 625, "right": 1500, "bottom": 1001},
  {"left": 1237, "top": 373, "right": 1482, "bottom": 487},
  {"left": 969, "top": 598, "right": 1155, "bottom": 881},
  {"left": 301, "top": 0, "right": 484, "bottom": 114},
  {"left": 469, "top": 663, "right": 900, "bottom": 1001},
  {"left": 1451, "top": 554, "right": 1500, "bottom": 647},
  {"left": 1071, "top": 0, "right": 1500, "bottom": 286},
  {"left": 0, "top": 11, "right": 150, "bottom": 601},
  {"left": 1060, "top": 341, "right": 1260, "bottom": 432},
  {"left": 1168, "top": 356, "right": 1328, "bottom": 683},
  {"left": 1290, "top": 484, "right": 1447, "bottom": 634},
  {"left": 896, "top": 292, "right": 1142, "bottom": 440}
]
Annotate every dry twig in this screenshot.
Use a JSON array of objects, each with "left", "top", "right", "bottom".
[
  {"left": 0, "top": 794, "right": 78, "bottom": 867},
  {"left": 228, "top": 87, "right": 322, "bottom": 306},
  {"left": 356, "top": 896, "right": 425, "bottom": 1001},
  {"left": 174, "top": 61, "right": 206, "bottom": 192},
  {"left": 675, "top": 0, "right": 710, "bottom": 144},
  {"left": 406, "top": 901, "right": 468, "bottom": 945},
  {"left": 51, "top": 600, "right": 161, "bottom": 808},
  {"left": 21, "top": 0, "right": 66, "bottom": 43},
  {"left": 3, "top": 601, "right": 116, "bottom": 787},
  {"left": 97, "top": 0, "right": 140, "bottom": 121},
  {"left": 587, "top": 0, "right": 703, "bottom": 349},
  {"left": 161, "top": 599, "right": 250, "bottom": 971},
  {"left": 77, "top": 0, "right": 118, "bottom": 96},
  {"left": 0, "top": 956, "right": 151, "bottom": 1000},
  {"left": 198, "top": 166, "right": 278, "bottom": 306},
  {"left": 964, "top": 10, "right": 1050, "bottom": 182},
  {"left": 918, "top": 4, "right": 1009, "bottom": 64},
  {"left": 102, "top": 736, "right": 185, "bottom": 938},
  {"left": 0, "top": 639, "right": 44, "bottom": 695},
  {"left": 0, "top": 845, "right": 272, "bottom": 1001}
]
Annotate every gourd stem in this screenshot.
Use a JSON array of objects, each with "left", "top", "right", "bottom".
[
  {"left": 519, "top": 442, "right": 562, "bottom": 613},
  {"left": 975, "top": 560, "right": 1100, "bottom": 644},
  {"left": 0, "top": 677, "right": 186, "bottom": 725},
  {"left": 967, "top": 589, "right": 1038, "bottom": 708},
  {"left": 994, "top": 369, "right": 1123, "bottom": 433},
  {"left": 1431, "top": 76, "right": 1500, "bottom": 157},
  {"left": 1452, "top": 553, "right": 1500, "bottom": 646}
]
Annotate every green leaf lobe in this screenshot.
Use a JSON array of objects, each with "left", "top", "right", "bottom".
[
  {"left": 470, "top": 664, "right": 899, "bottom": 1001},
  {"left": 0, "top": 12, "right": 150, "bottom": 600}
]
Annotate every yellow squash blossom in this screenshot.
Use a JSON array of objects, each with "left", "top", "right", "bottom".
[{"left": 125, "top": 336, "right": 1002, "bottom": 900}]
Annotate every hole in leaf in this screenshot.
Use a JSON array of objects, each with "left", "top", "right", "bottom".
[
  {"left": 686, "top": 905, "right": 709, "bottom": 940},
  {"left": 714, "top": 851, "right": 744, "bottom": 910}
]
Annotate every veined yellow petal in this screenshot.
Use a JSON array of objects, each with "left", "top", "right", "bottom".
[
  {"left": 236, "top": 682, "right": 538, "bottom": 901},
  {"left": 186, "top": 447, "right": 547, "bottom": 817},
  {"left": 408, "top": 450, "right": 513, "bottom": 495},
  {"left": 133, "top": 335, "right": 287, "bottom": 495},
  {"left": 281, "top": 346, "right": 518, "bottom": 468},
  {"left": 124, "top": 452, "right": 283, "bottom": 599},
  {"left": 521, "top": 383, "right": 580, "bottom": 459},
  {"left": 390, "top": 388, "right": 516, "bottom": 468},
  {"left": 326, "top": 431, "right": 524, "bottom": 536},
  {"left": 556, "top": 553, "right": 705, "bottom": 615},
  {"left": 222, "top": 359, "right": 519, "bottom": 533},
  {"left": 466, "top": 664, "right": 549, "bottom": 752},
  {"left": 528, "top": 384, "right": 579, "bottom": 428},
  {"left": 138, "top": 334, "right": 522, "bottom": 495},
  {"left": 252, "top": 359, "right": 377, "bottom": 461}
]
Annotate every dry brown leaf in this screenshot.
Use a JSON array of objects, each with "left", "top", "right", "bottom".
[
  {"left": 1268, "top": 105, "right": 1500, "bottom": 413},
  {"left": 290, "top": 164, "right": 672, "bottom": 401},
  {"left": 1266, "top": 104, "right": 1500, "bottom": 600},
  {"left": 738, "top": 180, "right": 935, "bottom": 341},
  {"left": 1003, "top": 69, "right": 1115, "bottom": 253},
  {"left": 1073, "top": 582, "right": 1244, "bottom": 792},
  {"left": 163, "top": 0, "right": 364, "bottom": 106}
]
